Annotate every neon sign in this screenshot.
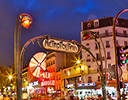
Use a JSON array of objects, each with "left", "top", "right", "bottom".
[
  {"left": 29, "top": 81, "right": 39, "bottom": 86},
  {"left": 41, "top": 80, "right": 55, "bottom": 86},
  {"left": 43, "top": 39, "right": 78, "bottom": 53},
  {"left": 38, "top": 71, "right": 51, "bottom": 83},
  {"left": 42, "top": 72, "right": 50, "bottom": 79},
  {"left": 77, "top": 83, "right": 96, "bottom": 87}
]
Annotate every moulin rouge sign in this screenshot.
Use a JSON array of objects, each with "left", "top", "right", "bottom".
[{"left": 42, "top": 38, "right": 79, "bottom": 53}]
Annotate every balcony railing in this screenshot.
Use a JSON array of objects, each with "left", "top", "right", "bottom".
[
  {"left": 82, "top": 32, "right": 128, "bottom": 41},
  {"left": 88, "top": 69, "right": 98, "bottom": 74}
]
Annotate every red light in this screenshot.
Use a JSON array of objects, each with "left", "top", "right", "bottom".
[{"left": 83, "top": 34, "right": 90, "bottom": 40}]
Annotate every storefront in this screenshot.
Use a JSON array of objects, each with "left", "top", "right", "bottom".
[
  {"left": 76, "top": 82, "right": 118, "bottom": 99},
  {"left": 27, "top": 81, "right": 46, "bottom": 97},
  {"left": 76, "top": 82, "right": 97, "bottom": 99},
  {"left": 64, "top": 76, "right": 80, "bottom": 96}
]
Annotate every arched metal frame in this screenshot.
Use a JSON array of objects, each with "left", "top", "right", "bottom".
[
  {"left": 73, "top": 31, "right": 107, "bottom": 100},
  {"left": 19, "top": 33, "right": 106, "bottom": 99},
  {"left": 112, "top": 9, "right": 128, "bottom": 100}
]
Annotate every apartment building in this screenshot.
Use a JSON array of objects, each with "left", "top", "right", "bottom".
[{"left": 81, "top": 17, "right": 128, "bottom": 95}]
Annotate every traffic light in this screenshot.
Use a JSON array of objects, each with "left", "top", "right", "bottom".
[{"left": 117, "top": 46, "right": 128, "bottom": 66}]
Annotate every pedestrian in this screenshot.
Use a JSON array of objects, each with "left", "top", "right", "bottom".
[
  {"left": 80, "top": 92, "right": 84, "bottom": 100},
  {"left": 107, "top": 94, "right": 114, "bottom": 100},
  {"left": 97, "top": 94, "right": 102, "bottom": 100},
  {"left": 69, "top": 95, "right": 74, "bottom": 100},
  {"left": 122, "top": 93, "right": 126, "bottom": 100}
]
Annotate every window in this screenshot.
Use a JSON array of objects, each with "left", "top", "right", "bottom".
[
  {"left": 105, "top": 30, "right": 108, "bottom": 34},
  {"left": 107, "top": 52, "right": 111, "bottom": 59},
  {"left": 124, "top": 41, "right": 127, "bottom": 45},
  {"left": 116, "top": 40, "right": 118, "bottom": 45},
  {"left": 97, "top": 65, "right": 101, "bottom": 72},
  {"left": 53, "top": 60, "right": 55, "bottom": 64},
  {"left": 51, "top": 61, "right": 52, "bottom": 65},
  {"left": 109, "top": 75, "right": 112, "bottom": 80},
  {"left": 95, "top": 42, "right": 100, "bottom": 49},
  {"left": 88, "top": 66, "right": 91, "bottom": 68},
  {"left": 100, "top": 65, "right": 102, "bottom": 71},
  {"left": 88, "top": 76, "right": 92, "bottom": 83},
  {"left": 96, "top": 53, "right": 100, "bottom": 60},
  {"left": 106, "top": 41, "right": 110, "bottom": 48},
  {"left": 116, "top": 30, "right": 117, "bottom": 34},
  {"left": 123, "top": 30, "right": 126, "bottom": 34},
  {"left": 94, "top": 20, "right": 99, "bottom": 28},
  {"left": 87, "top": 55, "right": 91, "bottom": 62},
  {"left": 86, "top": 43, "right": 89, "bottom": 46},
  {"left": 87, "top": 23, "right": 91, "bottom": 28},
  {"left": 108, "top": 64, "right": 111, "bottom": 68},
  {"left": 98, "top": 76, "right": 100, "bottom": 81},
  {"left": 96, "top": 31, "right": 99, "bottom": 35}
]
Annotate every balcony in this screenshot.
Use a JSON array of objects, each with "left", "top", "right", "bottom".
[
  {"left": 82, "top": 32, "right": 128, "bottom": 41},
  {"left": 86, "top": 59, "right": 91, "bottom": 62},
  {"left": 88, "top": 69, "right": 98, "bottom": 74},
  {"left": 107, "top": 56, "right": 111, "bottom": 59},
  {"left": 106, "top": 45, "right": 110, "bottom": 48}
]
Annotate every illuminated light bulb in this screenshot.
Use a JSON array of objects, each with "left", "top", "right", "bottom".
[
  {"left": 22, "top": 16, "right": 31, "bottom": 29},
  {"left": 77, "top": 60, "right": 80, "bottom": 64}
]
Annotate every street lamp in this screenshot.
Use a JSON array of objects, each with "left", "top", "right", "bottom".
[
  {"left": 77, "top": 60, "right": 81, "bottom": 64},
  {"left": 112, "top": 9, "right": 128, "bottom": 100},
  {"left": 9, "top": 75, "right": 12, "bottom": 80},
  {"left": 14, "top": 13, "right": 32, "bottom": 100},
  {"left": 73, "top": 31, "right": 107, "bottom": 100}
]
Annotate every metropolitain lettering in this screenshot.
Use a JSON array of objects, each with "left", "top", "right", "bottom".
[{"left": 43, "top": 39, "right": 78, "bottom": 53}]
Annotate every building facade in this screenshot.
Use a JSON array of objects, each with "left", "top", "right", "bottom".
[{"left": 81, "top": 17, "right": 128, "bottom": 96}]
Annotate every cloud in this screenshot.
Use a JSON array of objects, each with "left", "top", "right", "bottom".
[
  {"left": 71, "top": 0, "right": 95, "bottom": 14},
  {"left": 11, "top": 0, "right": 41, "bottom": 11}
]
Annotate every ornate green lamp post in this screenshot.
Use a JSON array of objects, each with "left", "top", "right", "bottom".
[{"left": 14, "top": 13, "right": 32, "bottom": 99}]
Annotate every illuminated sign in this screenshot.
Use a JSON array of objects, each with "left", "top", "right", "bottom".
[
  {"left": 67, "top": 84, "right": 74, "bottom": 88},
  {"left": 77, "top": 83, "right": 96, "bottom": 87},
  {"left": 29, "top": 81, "right": 39, "bottom": 86},
  {"left": 42, "top": 72, "right": 50, "bottom": 79},
  {"left": 41, "top": 80, "right": 55, "bottom": 87},
  {"left": 43, "top": 39, "right": 78, "bottom": 53}
]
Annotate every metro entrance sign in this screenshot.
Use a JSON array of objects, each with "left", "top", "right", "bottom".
[{"left": 42, "top": 38, "right": 79, "bottom": 53}]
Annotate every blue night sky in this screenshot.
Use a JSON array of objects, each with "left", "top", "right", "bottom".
[{"left": 0, "top": 0, "right": 128, "bottom": 67}]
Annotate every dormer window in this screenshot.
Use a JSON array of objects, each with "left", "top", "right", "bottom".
[
  {"left": 94, "top": 19, "right": 99, "bottom": 28},
  {"left": 87, "top": 23, "right": 91, "bottom": 28}
]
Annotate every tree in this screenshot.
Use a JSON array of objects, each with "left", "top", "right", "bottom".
[{"left": 0, "top": 65, "right": 15, "bottom": 94}]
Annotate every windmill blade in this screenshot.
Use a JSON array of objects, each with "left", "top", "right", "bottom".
[{"left": 29, "top": 52, "right": 46, "bottom": 78}]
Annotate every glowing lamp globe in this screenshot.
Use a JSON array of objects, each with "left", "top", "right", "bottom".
[
  {"left": 21, "top": 16, "right": 32, "bottom": 29},
  {"left": 83, "top": 34, "right": 90, "bottom": 40},
  {"left": 9, "top": 75, "right": 12, "bottom": 80},
  {"left": 81, "top": 32, "right": 91, "bottom": 40}
]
